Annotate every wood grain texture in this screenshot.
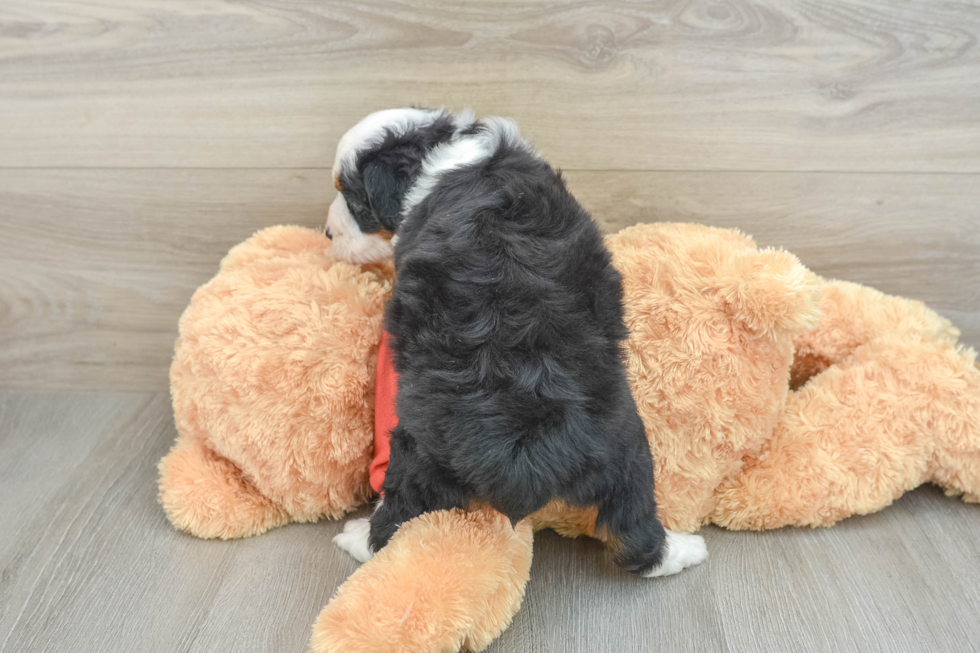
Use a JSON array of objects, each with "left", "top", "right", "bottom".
[
  {"left": 3, "top": 1, "right": 979, "bottom": 650},
  {"left": 0, "top": 391, "right": 358, "bottom": 653},
  {"left": 492, "top": 491, "right": 980, "bottom": 653},
  {"left": 0, "top": 169, "right": 331, "bottom": 391},
  {"left": 1, "top": 168, "right": 977, "bottom": 392},
  {"left": 2, "top": 0, "right": 979, "bottom": 170},
  {"left": 2, "top": 390, "right": 979, "bottom": 653}
]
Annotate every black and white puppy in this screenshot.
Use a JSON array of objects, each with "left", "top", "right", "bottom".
[{"left": 329, "top": 108, "right": 707, "bottom": 577}]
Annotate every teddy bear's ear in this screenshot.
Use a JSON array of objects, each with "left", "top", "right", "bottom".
[{"left": 716, "top": 248, "right": 821, "bottom": 337}]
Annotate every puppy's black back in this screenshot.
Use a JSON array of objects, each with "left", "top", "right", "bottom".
[{"left": 384, "top": 143, "right": 650, "bottom": 523}]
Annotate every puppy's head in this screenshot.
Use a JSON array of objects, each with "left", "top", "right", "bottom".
[{"left": 327, "top": 108, "right": 472, "bottom": 263}]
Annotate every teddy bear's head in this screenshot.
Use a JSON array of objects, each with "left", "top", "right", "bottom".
[{"left": 164, "top": 226, "right": 394, "bottom": 537}]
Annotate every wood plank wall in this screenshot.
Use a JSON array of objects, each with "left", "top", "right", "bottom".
[{"left": 1, "top": 0, "right": 978, "bottom": 391}]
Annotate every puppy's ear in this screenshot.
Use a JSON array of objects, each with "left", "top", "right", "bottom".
[{"left": 363, "top": 161, "right": 409, "bottom": 232}]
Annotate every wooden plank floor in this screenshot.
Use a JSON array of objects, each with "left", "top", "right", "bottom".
[
  {"left": 2, "top": 1, "right": 979, "bottom": 651},
  {"left": 2, "top": 390, "right": 980, "bottom": 653}
]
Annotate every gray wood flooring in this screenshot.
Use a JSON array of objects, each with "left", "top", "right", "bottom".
[{"left": 2, "top": 390, "right": 979, "bottom": 652}]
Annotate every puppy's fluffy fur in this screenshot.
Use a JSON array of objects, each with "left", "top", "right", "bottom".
[{"left": 329, "top": 108, "right": 703, "bottom": 576}]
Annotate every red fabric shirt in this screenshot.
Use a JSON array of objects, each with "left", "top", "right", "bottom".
[{"left": 370, "top": 331, "right": 397, "bottom": 494}]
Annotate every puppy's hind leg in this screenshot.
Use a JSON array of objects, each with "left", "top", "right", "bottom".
[
  {"left": 369, "top": 426, "right": 469, "bottom": 553},
  {"left": 643, "top": 529, "right": 709, "bottom": 578},
  {"left": 596, "top": 425, "right": 707, "bottom": 577}
]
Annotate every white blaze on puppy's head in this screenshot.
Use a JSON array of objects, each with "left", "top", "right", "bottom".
[
  {"left": 401, "top": 116, "right": 523, "bottom": 215},
  {"left": 333, "top": 108, "right": 443, "bottom": 176}
]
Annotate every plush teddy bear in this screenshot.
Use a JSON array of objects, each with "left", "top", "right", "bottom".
[{"left": 159, "top": 222, "right": 980, "bottom": 652}]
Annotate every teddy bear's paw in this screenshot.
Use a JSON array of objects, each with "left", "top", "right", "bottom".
[
  {"left": 333, "top": 517, "right": 374, "bottom": 563},
  {"left": 643, "top": 530, "right": 708, "bottom": 578}
]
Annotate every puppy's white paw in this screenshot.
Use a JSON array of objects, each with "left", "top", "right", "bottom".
[
  {"left": 332, "top": 517, "right": 374, "bottom": 563},
  {"left": 643, "top": 529, "right": 708, "bottom": 578}
]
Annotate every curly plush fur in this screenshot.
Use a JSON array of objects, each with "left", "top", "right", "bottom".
[
  {"left": 160, "top": 226, "right": 393, "bottom": 538},
  {"left": 159, "top": 222, "right": 980, "bottom": 652}
]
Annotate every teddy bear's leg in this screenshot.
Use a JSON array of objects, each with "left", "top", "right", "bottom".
[
  {"left": 929, "top": 356, "right": 980, "bottom": 503},
  {"left": 710, "top": 337, "right": 980, "bottom": 530},
  {"left": 310, "top": 507, "right": 533, "bottom": 653},
  {"left": 158, "top": 435, "right": 290, "bottom": 539},
  {"left": 791, "top": 280, "right": 960, "bottom": 389}
]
